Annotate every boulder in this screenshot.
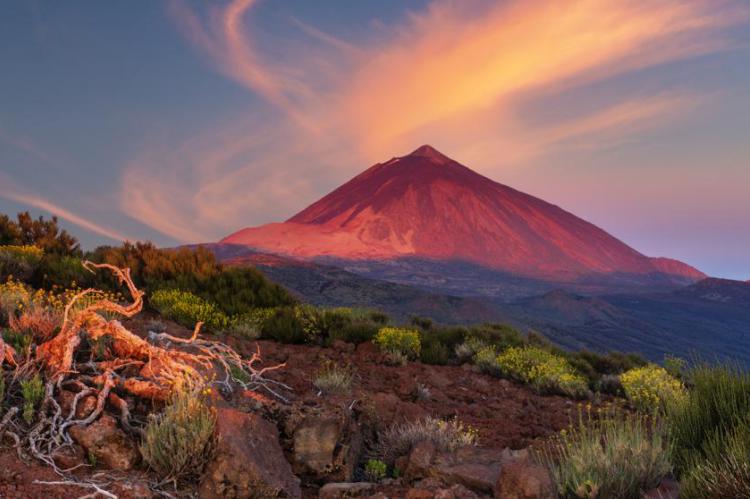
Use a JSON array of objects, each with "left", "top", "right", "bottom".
[
  {"left": 291, "top": 414, "right": 362, "bottom": 482},
  {"left": 494, "top": 458, "right": 555, "bottom": 499},
  {"left": 199, "top": 408, "right": 301, "bottom": 498},
  {"left": 318, "top": 482, "right": 375, "bottom": 498},
  {"left": 404, "top": 441, "right": 436, "bottom": 481},
  {"left": 405, "top": 444, "right": 509, "bottom": 493},
  {"left": 69, "top": 415, "right": 139, "bottom": 471}
]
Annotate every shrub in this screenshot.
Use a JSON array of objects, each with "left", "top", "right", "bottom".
[
  {"left": 3, "top": 328, "right": 32, "bottom": 356},
  {"left": 9, "top": 304, "right": 60, "bottom": 343},
  {"left": 537, "top": 413, "right": 671, "bottom": 499},
  {"left": 328, "top": 320, "right": 379, "bottom": 344},
  {"left": 261, "top": 306, "right": 306, "bottom": 343},
  {"left": 0, "top": 279, "right": 31, "bottom": 322},
  {"left": 496, "top": 346, "right": 588, "bottom": 397},
  {"left": 0, "top": 212, "right": 80, "bottom": 256},
  {"left": 467, "top": 323, "right": 525, "bottom": 351},
  {"left": 664, "top": 355, "right": 687, "bottom": 379},
  {"left": 228, "top": 307, "right": 275, "bottom": 339},
  {"left": 373, "top": 327, "right": 421, "bottom": 360},
  {"left": 0, "top": 245, "right": 44, "bottom": 281},
  {"left": 420, "top": 340, "right": 450, "bottom": 365},
  {"left": 140, "top": 382, "right": 216, "bottom": 484},
  {"left": 150, "top": 289, "right": 230, "bottom": 331},
  {"left": 313, "top": 361, "right": 353, "bottom": 394},
  {"left": 364, "top": 459, "right": 388, "bottom": 482},
  {"left": 21, "top": 374, "right": 45, "bottom": 424},
  {"left": 680, "top": 414, "right": 750, "bottom": 498},
  {"left": 667, "top": 364, "right": 750, "bottom": 475},
  {"left": 455, "top": 336, "right": 487, "bottom": 363},
  {"left": 620, "top": 365, "right": 685, "bottom": 413},
  {"left": 379, "top": 417, "right": 478, "bottom": 463},
  {"left": 473, "top": 346, "right": 501, "bottom": 376},
  {"left": 88, "top": 242, "right": 294, "bottom": 315}
]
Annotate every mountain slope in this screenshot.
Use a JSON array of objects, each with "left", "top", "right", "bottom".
[{"left": 222, "top": 145, "right": 703, "bottom": 282}]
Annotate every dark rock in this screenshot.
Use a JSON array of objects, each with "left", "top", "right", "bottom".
[
  {"left": 404, "top": 441, "right": 436, "bottom": 481},
  {"left": 199, "top": 408, "right": 301, "bottom": 498}
]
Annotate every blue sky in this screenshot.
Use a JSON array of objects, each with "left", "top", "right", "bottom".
[{"left": 1, "top": 0, "right": 749, "bottom": 279}]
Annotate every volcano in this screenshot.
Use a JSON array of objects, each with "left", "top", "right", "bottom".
[{"left": 221, "top": 145, "right": 704, "bottom": 283}]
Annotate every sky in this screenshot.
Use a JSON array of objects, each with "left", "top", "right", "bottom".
[{"left": 1, "top": 0, "right": 749, "bottom": 279}]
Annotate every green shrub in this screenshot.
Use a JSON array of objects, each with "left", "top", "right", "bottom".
[
  {"left": 680, "top": 414, "right": 750, "bottom": 498},
  {"left": 620, "top": 365, "right": 685, "bottom": 413},
  {"left": 667, "top": 364, "right": 750, "bottom": 475},
  {"left": 150, "top": 289, "right": 230, "bottom": 331},
  {"left": 313, "top": 361, "right": 353, "bottom": 394},
  {"left": 473, "top": 346, "right": 501, "bottom": 375},
  {"left": 140, "top": 382, "right": 216, "bottom": 484},
  {"left": 537, "top": 413, "right": 671, "bottom": 499},
  {"left": 455, "top": 336, "right": 487, "bottom": 363},
  {"left": 228, "top": 307, "right": 276, "bottom": 339},
  {"left": 467, "top": 323, "right": 525, "bottom": 351},
  {"left": 664, "top": 355, "right": 687, "bottom": 379},
  {"left": 0, "top": 245, "right": 44, "bottom": 281},
  {"left": 364, "top": 458, "right": 388, "bottom": 482},
  {"left": 3, "top": 328, "right": 32, "bottom": 356},
  {"left": 373, "top": 327, "right": 421, "bottom": 360},
  {"left": 379, "top": 417, "right": 478, "bottom": 463},
  {"left": 328, "top": 320, "right": 379, "bottom": 344},
  {"left": 33, "top": 254, "right": 87, "bottom": 289},
  {"left": 420, "top": 341, "right": 450, "bottom": 365},
  {"left": 496, "top": 346, "right": 588, "bottom": 397},
  {"left": 21, "top": 374, "right": 44, "bottom": 424},
  {"left": 261, "top": 306, "right": 306, "bottom": 343}
]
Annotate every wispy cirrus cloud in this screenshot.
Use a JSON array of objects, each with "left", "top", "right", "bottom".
[
  {"left": 0, "top": 174, "right": 131, "bottom": 242},
  {"left": 122, "top": 0, "right": 748, "bottom": 242}
]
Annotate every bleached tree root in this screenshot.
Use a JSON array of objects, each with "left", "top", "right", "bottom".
[{"left": 0, "top": 261, "right": 290, "bottom": 497}]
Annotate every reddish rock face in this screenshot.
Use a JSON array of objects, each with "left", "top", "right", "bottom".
[{"left": 222, "top": 145, "right": 704, "bottom": 282}]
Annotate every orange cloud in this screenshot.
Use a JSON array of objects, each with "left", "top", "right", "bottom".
[{"left": 127, "top": 0, "right": 747, "bottom": 242}]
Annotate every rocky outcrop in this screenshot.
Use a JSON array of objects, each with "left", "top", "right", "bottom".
[
  {"left": 69, "top": 415, "right": 140, "bottom": 471},
  {"left": 494, "top": 458, "right": 555, "bottom": 499},
  {"left": 287, "top": 407, "right": 362, "bottom": 483},
  {"left": 199, "top": 408, "right": 301, "bottom": 498}
]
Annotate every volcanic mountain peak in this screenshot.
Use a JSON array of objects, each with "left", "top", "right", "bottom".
[
  {"left": 222, "top": 145, "right": 704, "bottom": 283},
  {"left": 407, "top": 144, "right": 454, "bottom": 164}
]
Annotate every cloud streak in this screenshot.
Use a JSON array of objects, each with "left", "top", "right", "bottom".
[
  {"left": 0, "top": 178, "right": 131, "bottom": 243},
  {"left": 124, "top": 0, "right": 749, "bottom": 242}
]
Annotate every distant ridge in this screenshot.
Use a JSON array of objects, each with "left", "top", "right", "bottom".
[{"left": 222, "top": 145, "right": 704, "bottom": 283}]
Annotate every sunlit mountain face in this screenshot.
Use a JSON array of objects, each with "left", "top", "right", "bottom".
[{"left": 222, "top": 145, "right": 703, "bottom": 284}]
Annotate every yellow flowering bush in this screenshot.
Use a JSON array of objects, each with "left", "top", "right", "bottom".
[
  {"left": 620, "top": 365, "right": 685, "bottom": 413},
  {"left": 374, "top": 327, "right": 421, "bottom": 360},
  {"left": 150, "top": 289, "right": 230, "bottom": 331},
  {"left": 496, "top": 346, "right": 588, "bottom": 397}
]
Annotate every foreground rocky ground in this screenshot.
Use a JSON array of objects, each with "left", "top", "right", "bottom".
[{"left": 0, "top": 314, "right": 635, "bottom": 499}]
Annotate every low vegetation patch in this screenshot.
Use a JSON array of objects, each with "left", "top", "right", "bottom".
[
  {"left": 374, "top": 327, "right": 421, "bottom": 362},
  {"left": 537, "top": 413, "right": 671, "bottom": 499},
  {"left": 667, "top": 364, "right": 750, "bottom": 490},
  {"left": 313, "top": 361, "right": 353, "bottom": 394},
  {"left": 150, "top": 288, "right": 230, "bottom": 331},
  {"left": 364, "top": 458, "right": 388, "bottom": 482},
  {"left": 379, "top": 416, "right": 478, "bottom": 463},
  {"left": 620, "top": 365, "right": 685, "bottom": 413},
  {"left": 140, "top": 382, "right": 217, "bottom": 485},
  {"left": 495, "top": 346, "right": 588, "bottom": 397}
]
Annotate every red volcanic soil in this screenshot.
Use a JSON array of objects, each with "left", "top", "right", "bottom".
[{"left": 222, "top": 145, "right": 704, "bottom": 282}]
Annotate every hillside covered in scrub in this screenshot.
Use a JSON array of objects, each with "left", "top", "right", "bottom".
[{"left": 0, "top": 212, "right": 749, "bottom": 498}]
